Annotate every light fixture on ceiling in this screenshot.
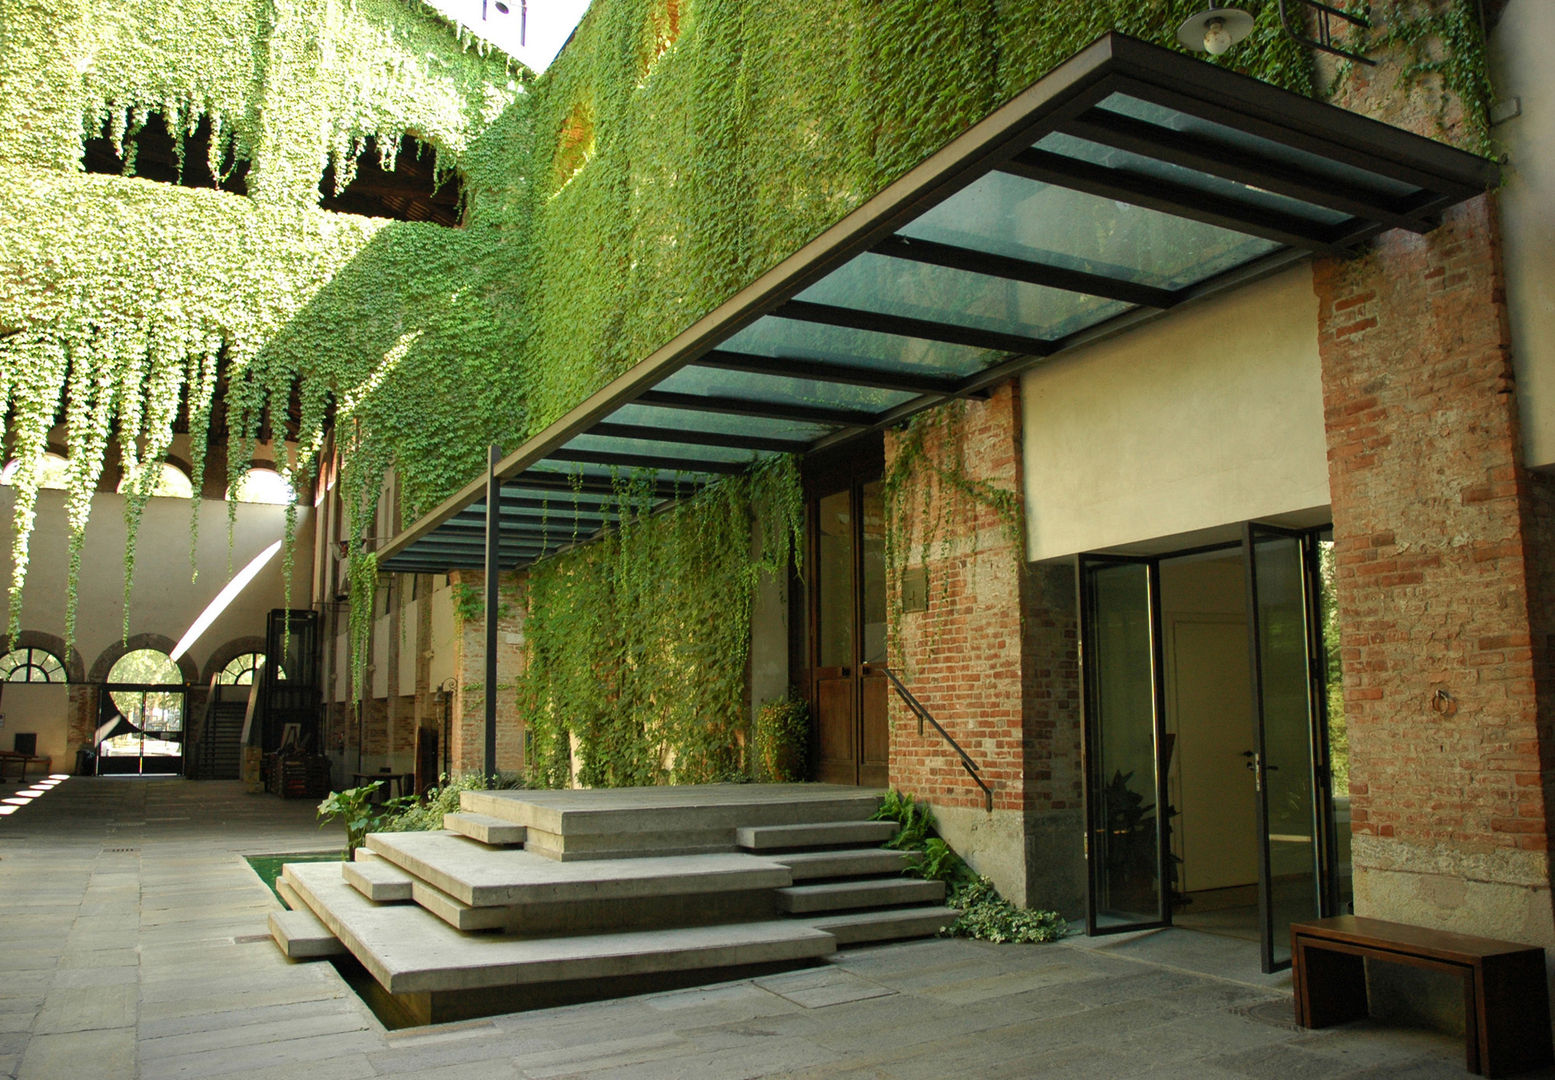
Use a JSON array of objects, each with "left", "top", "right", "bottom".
[{"left": 1177, "top": 6, "right": 1255, "bottom": 56}]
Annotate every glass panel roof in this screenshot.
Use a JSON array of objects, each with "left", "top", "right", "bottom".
[
  {"left": 797, "top": 252, "right": 1130, "bottom": 342},
  {"left": 896, "top": 171, "right": 1281, "bottom": 291},
  {"left": 1095, "top": 93, "right": 1422, "bottom": 200},
  {"left": 722, "top": 312, "right": 1001, "bottom": 376},
  {"left": 1033, "top": 130, "right": 1351, "bottom": 226},
  {"left": 378, "top": 33, "right": 1496, "bottom": 576}
]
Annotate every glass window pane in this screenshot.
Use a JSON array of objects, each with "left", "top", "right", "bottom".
[
  {"left": 1097, "top": 93, "right": 1421, "bottom": 200},
  {"left": 861, "top": 482, "right": 886, "bottom": 666},
  {"left": 1034, "top": 130, "right": 1350, "bottom": 227},
  {"left": 607, "top": 403, "right": 836, "bottom": 444},
  {"left": 724, "top": 314, "right": 1001, "bottom": 377},
  {"left": 1086, "top": 561, "right": 1162, "bottom": 926},
  {"left": 899, "top": 171, "right": 1280, "bottom": 291},
  {"left": 797, "top": 252, "right": 1129, "bottom": 343},
  {"left": 659, "top": 363, "right": 915, "bottom": 414},
  {"left": 563, "top": 433, "right": 767, "bottom": 467}
]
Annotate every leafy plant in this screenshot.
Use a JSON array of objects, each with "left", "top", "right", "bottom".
[
  {"left": 316, "top": 782, "right": 412, "bottom": 858},
  {"left": 873, "top": 788, "right": 935, "bottom": 851},
  {"left": 379, "top": 771, "right": 524, "bottom": 831},
  {"left": 753, "top": 694, "right": 808, "bottom": 782}
]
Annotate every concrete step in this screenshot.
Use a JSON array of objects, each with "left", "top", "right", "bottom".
[
  {"left": 354, "top": 848, "right": 384, "bottom": 864},
  {"left": 776, "top": 878, "right": 945, "bottom": 914},
  {"left": 344, "top": 859, "right": 414, "bottom": 902},
  {"left": 737, "top": 821, "right": 896, "bottom": 851},
  {"left": 276, "top": 876, "right": 305, "bottom": 912},
  {"left": 283, "top": 860, "right": 837, "bottom": 999},
  {"left": 365, "top": 829, "right": 792, "bottom": 908},
  {"left": 444, "top": 811, "right": 526, "bottom": 846},
  {"left": 798, "top": 906, "right": 960, "bottom": 946},
  {"left": 268, "top": 907, "right": 347, "bottom": 959},
  {"left": 458, "top": 783, "right": 883, "bottom": 861},
  {"left": 771, "top": 848, "right": 914, "bottom": 880}
]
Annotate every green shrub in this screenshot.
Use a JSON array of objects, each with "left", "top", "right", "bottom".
[
  {"left": 754, "top": 694, "right": 809, "bottom": 781},
  {"left": 381, "top": 772, "right": 525, "bottom": 832},
  {"left": 316, "top": 782, "right": 412, "bottom": 858}
]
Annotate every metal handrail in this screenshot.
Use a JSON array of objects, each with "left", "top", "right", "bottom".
[{"left": 864, "top": 662, "right": 993, "bottom": 812}]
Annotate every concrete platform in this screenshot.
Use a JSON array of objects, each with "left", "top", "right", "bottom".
[
  {"left": 364, "top": 829, "right": 794, "bottom": 907},
  {"left": 737, "top": 820, "right": 896, "bottom": 850},
  {"left": 442, "top": 810, "right": 526, "bottom": 845},
  {"left": 777, "top": 878, "right": 946, "bottom": 914},
  {"left": 799, "top": 906, "right": 960, "bottom": 945},
  {"left": 461, "top": 783, "right": 883, "bottom": 860},
  {"left": 267, "top": 907, "right": 348, "bottom": 958},
  {"left": 284, "top": 860, "right": 836, "bottom": 1007},
  {"left": 342, "top": 859, "right": 413, "bottom": 902}
]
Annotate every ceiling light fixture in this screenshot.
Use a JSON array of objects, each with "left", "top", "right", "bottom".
[{"left": 1177, "top": 6, "right": 1255, "bottom": 56}]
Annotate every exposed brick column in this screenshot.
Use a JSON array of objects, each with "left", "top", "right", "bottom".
[
  {"left": 1316, "top": 193, "right": 1555, "bottom": 945},
  {"left": 884, "top": 381, "right": 1045, "bottom": 903},
  {"left": 446, "top": 568, "right": 527, "bottom": 777}
]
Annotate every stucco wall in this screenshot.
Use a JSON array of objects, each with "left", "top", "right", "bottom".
[
  {"left": 0, "top": 683, "right": 69, "bottom": 766},
  {"left": 1020, "top": 265, "right": 1329, "bottom": 561},
  {"left": 1490, "top": 0, "right": 1555, "bottom": 469},
  {"left": 0, "top": 488, "right": 312, "bottom": 679}
]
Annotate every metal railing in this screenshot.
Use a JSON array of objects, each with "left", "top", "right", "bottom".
[{"left": 864, "top": 662, "right": 993, "bottom": 812}]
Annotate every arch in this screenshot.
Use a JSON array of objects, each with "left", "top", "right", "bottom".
[
  {"left": 0, "top": 451, "right": 70, "bottom": 491},
  {"left": 0, "top": 630, "right": 86, "bottom": 683},
  {"left": 89, "top": 633, "right": 197, "bottom": 685},
  {"left": 227, "top": 466, "right": 295, "bottom": 505},
  {"left": 200, "top": 635, "right": 269, "bottom": 686},
  {"left": 117, "top": 460, "right": 194, "bottom": 498}
]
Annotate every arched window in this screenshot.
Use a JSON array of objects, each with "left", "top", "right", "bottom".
[
  {"left": 0, "top": 453, "right": 70, "bottom": 491},
  {"left": 228, "top": 468, "right": 295, "bottom": 505},
  {"left": 0, "top": 647, "right": 66, "bottom": 683},
  {"left": 117, "top": 462, "right": 194, "bottom": 498},
  {"left": 108, "top": 649, "right": 181, "bottom": 686},
  {"left": 216, "top": 652, "right": 285, "bottom": 685}
]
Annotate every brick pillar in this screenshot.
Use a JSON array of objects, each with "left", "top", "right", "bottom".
[
  {"left": 1023, "top": 562, "right": 1084, "bottom": 915},
  {"left": 1315, "top": 193, "right": 1555, "bottom": 947},
  {"left": 447, "top": 568, "right": 526, "bottom": 777},
  {"left": 883, "top": 382, "right": 1040, "bottom": 903}
]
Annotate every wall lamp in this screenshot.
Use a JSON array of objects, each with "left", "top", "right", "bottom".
[{"left": 1177, "top": 5, "right": 1255, "bottom": 55}]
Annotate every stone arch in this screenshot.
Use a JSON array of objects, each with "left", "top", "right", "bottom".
[
  {"left": 88, "top": 633, "right": 197, "bottom": 685},
  {"left": 0, "top": 629, "right": 86, "bottom": 683},
  {"left": 200, "top": 635, "right": 269, "bottom": 686}
]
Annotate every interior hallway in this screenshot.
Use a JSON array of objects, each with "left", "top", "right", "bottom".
[{"left": 0, "top": 776, "right": 1475, "bottom": 1079}]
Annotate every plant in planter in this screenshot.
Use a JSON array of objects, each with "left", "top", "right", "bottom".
[
  {"left": 317, "top": 782, "right": 411, "bottom": 859},
  {"left": 754, "top": 694, "right": 808, "bottom": 782}
]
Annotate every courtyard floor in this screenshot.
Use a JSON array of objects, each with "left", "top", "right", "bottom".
[{"left": 0, "top": 774, "right": 1507, "bottom": 1079}]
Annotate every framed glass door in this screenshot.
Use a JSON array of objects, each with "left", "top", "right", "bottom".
[
  {"left": 97, "top": 683, "right": 186, "bottom": 775},
  {"left": 1244, "top": 523, "right": 1325, "bottom": 971},
  {"left": 1080, "top": 554, "right": 1169, "bottom": 934}
]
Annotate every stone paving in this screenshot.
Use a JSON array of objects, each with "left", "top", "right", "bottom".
[{"left": 0, "top": 775, "right": 1508, "bottom": 1079}]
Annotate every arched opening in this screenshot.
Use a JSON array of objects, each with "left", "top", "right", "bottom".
[
  {"left": 117, "top": 461, "right": 194, "bottom": 498},
  {"left": 99, "top": 648, "right": 185, "bottom": 775},
  {"left": 216, "top": 651, "right": 285, "bottom": 685},
  {"left": 318, "top": 134, "right": 464, "bottom": 226},
  {"left": 82, "top": 111, "right": 251, "bottom": 193},
  {"left": 228, "top": 467, "right": 296, "bottom": 505},
  {"left": 0, "top": 452, "right": 70, "bottom": 491}
]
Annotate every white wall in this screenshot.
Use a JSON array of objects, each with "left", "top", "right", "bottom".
[
  {"left": 1489, "top": 0, "right": 1555, "bottom": 469},
  {"left": 0, "top": 488, "right": 312, "bottom": 678},
  {"left": 428, "top": 582, "right": 456, "bottom": 690},
  {"left": 0, "top": 683, "right": 69, "bottom": 765},
  {"left": 1021, "top": 265, "right": 1330, "bottom": 561}
]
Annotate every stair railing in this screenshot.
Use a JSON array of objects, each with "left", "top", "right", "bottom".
[{"left": 863, "top": 662, "right": 993, "bottom": 812}]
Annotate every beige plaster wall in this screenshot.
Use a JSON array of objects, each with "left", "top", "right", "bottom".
[
  {"left": 427, "top": 582, "right": 456, "bottom": 690},
  {"left": 0, "top": 488, "right": 311, "bottom": 678},
  {"left": 1490, "top": 0, "right": 1555, "bottom": 469},
  {"left": 1020, "top": 265, "right": 1329, "bottom": 561},
  {"left": 0, "top": 683, "right": 69, "bottom": 765}
]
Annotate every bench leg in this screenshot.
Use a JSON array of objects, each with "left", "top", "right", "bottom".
[
  {"left": 1295, "top": 941, "right": 1369, "bottom": 1028},
  {"left": 1475, "top": 953, "right": 1554, "bottom": 1078}
]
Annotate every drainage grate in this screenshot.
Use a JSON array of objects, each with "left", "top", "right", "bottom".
[
  {"left": 103, "top": 847, "right": 139, "bottom": 853},
  {"left": 1234, "top": 999, "right": 1301, "bottom": 1031}
]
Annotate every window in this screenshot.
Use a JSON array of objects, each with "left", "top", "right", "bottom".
[
  {"left": 216, "top": 652, "right": 285, "bottom": 685},
  {"left": 228, "top": 468, "right": 295, "bottom": 505},
  {"left": 82, "top": 111, "right": 250, "bottom": 193},
  {"left": 0, "top": 453, "right": 70, "bottom": 491},
  {"left": 117, "top": 462, "right": 194, "bottom": 498},
  {"left": 318, "top": 134, "right": 464, "bottom": 226},
  {"left": 0, "top": 647, "right": 66, "bottom": 683},
  {"left": 108, "top": 648, "right": 180, "bottom": 686}
]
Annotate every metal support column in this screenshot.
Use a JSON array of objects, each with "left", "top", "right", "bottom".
[{"left": 483, "top": 445, "right": 501, "bottom": 779}]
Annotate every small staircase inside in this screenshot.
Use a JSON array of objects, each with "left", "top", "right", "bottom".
[{"left": 268, "top": 783, "right": 957, "bottom": 1025}]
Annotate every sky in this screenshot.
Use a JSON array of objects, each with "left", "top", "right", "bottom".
[{"left": 421, "top": 0, "right": 593, "bottom": 73}]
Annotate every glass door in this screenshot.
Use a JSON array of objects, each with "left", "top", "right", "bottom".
[
  {"left": 1080, "top": 555, "right": 1169, "bottom": 934},
  {"left": 1244, "top": 523, "right": 1324, "bottom": 971},
  {"left": 97, "top": 683, "right": 186, "bottom": 775}
]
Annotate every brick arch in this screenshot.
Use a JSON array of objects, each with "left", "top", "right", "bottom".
[
  {"left": 200, "top": 635, "right": 268, "bottom": 686},
  {"left": 0, "top": 629, "right": 86, "bottom": 683},
  {"left": 88, "top": 633, "right": 197, "bottom": 685}
]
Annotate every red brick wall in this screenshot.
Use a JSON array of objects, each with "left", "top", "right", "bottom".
[
  {"left": 447, "top": 568, "right": 527, "bottom": 776},
  {"left": 1023, "top": 562, "right": 1081, "bottom": 816},
  {"left": 885, "top": 382, "right": 1028, "bottom": 812},
  {"left": 1315, "top": 193, "right": 1550, "bottom": 856}
]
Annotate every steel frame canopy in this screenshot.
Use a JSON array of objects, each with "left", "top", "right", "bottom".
[{"left": 378, "top": 31, "right": 1495, "bottom": 577}]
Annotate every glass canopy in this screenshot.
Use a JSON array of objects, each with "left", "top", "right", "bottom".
[{"left": 378, "top": 32, "right": 1495, "bottom": 574}]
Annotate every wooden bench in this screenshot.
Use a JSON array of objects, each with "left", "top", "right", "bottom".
[
  {"left": 1292, "top": 915, "right": 1553, "bottom": 1077},
  {"left": 0, "top": 750, "right": 53, "bottom": 783}
]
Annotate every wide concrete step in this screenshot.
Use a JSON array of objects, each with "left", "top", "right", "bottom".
[
  {"left": 276, "top": 876, "right": 305, "bottom": 912},
  {"left": 344, "top": 859, "right": 414, "bottom": 902},
  {"left": 771, "top": 848, "right": 914, "bottom": 880},
  {"left": 268, "top": 907, "right": 347, "bottom": 959},
  {"left": 737, "top": 821, "right": 896, "bottom": 851},
  {"left": 444, "top": 811, "right": 526, "bottom": 846},
  {"left": 776, "top": 878, "right": 945, "bottom": 914},
  {"left": 284, "top": 860, "right": 836, "bottom": 996},
  {"left": 365, "top": 830, "right": 792, "bottom": 908},
  {"left": 458, "top": 783, "right": 883, "bottom": 860},
  {"left": 798, "top": 906, "right": 960, "bottom": 946}
]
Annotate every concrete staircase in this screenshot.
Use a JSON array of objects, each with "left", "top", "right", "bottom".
[{"left": 268, "top": 783, "right": 956, "bottom": 1025}]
